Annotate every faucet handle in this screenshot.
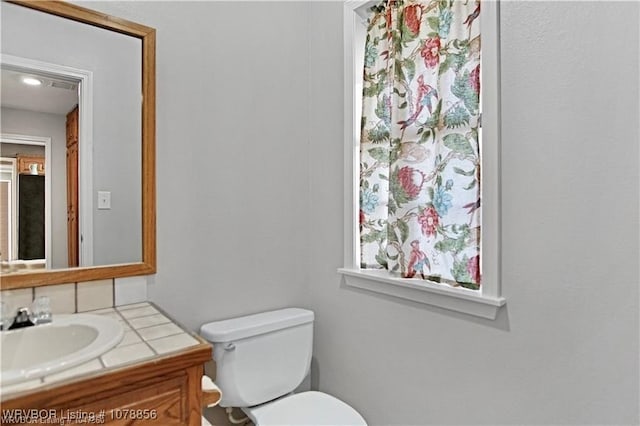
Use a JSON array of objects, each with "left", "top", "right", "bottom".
[
  {"left": 31, "top": 296, "right": 52, "bottom": 324},
  {"left": 15, "top": 307, "right": 31, "bottom": 322}
]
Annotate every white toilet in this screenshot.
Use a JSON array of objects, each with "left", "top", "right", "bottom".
[{"left": 200, "top": 308, "right": 367, "bottom": 426}]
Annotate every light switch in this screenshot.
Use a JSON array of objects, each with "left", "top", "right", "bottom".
[{"left": 98, "top": 191, "right": 111, "bottom": 210}]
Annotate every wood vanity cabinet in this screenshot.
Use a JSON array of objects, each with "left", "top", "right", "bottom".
[{"left": 1, "top": 343, "right": 212, "bottom": 426}]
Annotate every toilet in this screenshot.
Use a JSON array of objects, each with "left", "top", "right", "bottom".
[{"left": 200, "top": 308, "right": 367, "bottom": 426}]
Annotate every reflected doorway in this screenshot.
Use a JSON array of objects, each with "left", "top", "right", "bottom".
[{"left": 0, "top": 135, "right": 51, "bottom": 270}]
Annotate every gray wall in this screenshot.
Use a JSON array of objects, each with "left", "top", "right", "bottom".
[
  {"left": 1, "top": 107, "right": 68, "bottom": 268},
  {"left": 306, "top": 2, "right": 639, "bottom": 425},
  {"left": 64, "top": 1, "right": 640, "bottom": 425},
  {"left": 1, "top": 2, "right": 142, "bottom": 266},
  {"left": 84, "top": 1, "right": 312, "bottom": 324}
]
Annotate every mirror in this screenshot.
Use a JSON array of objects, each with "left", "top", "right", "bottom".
[{"left": 0, "top": 0, "right": 155, "bottom": 289}]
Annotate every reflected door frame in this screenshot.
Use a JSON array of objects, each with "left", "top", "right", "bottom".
[
  {"left": 1, "top": 54, "right": 94, "bottom": 267},
  {"left": 0, "top": 157, "right": 18, "bottom": 261},
  {"left": 0, "top": 133, "right": 51, "bottom": 267}
]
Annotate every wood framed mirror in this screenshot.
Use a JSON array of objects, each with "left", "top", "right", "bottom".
[{"left": 0, "top": 0, "right": 155, "bottom": 290}]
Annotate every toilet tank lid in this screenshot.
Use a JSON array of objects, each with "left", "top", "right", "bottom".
[{"left": 200, "top": 308, "right": 314, "bottom": 343}]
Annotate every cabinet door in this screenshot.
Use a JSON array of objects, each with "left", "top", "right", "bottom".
[
  {"left": 66, "top": 142, "right": 79, "bottom": 267},
  {"left": 66, "top": 106, "right": 79, "bottom": 146},
  {"left": 66, "top": 105, "right": 79, "bottom": 266},
  {"left": 75, "top": 375, "right": 189, "bottom": 425}
]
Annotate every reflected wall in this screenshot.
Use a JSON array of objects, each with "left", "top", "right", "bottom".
[{"left": 1, "top": 2, "right": 142, "bottom": 268}]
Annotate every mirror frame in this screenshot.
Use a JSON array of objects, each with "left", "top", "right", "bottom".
[{"left": 1, "top": 0, "right": 156, "bottom": 290}]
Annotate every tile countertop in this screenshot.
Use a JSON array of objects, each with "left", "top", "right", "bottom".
[{"left": 0, "top": 302, "right": 210, "bottom": 398}]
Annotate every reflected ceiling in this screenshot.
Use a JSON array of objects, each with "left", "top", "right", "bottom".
[{"left": 1, "top": 67, "right": 78, "bottom": 114}]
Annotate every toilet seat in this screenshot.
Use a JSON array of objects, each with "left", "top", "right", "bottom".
[{"left": 242, "top": 391, "right": 367, "bottom": 426}]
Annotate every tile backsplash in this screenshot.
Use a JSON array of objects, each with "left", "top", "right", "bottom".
[
  {"left": 0, "top": 277, "right": 148, "bottom": 317},
  {"left": 35, "top": 283, "right": 76, "bottom": 314},
  {"left": 77, "top": 279, "right": 114, "bottom": 312}
]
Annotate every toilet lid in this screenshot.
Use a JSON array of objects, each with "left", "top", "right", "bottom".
[{"left": 243, "top": 391, "right": 367, "bottom": 426}]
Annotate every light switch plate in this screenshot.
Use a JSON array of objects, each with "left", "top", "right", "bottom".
[{"left": 98, "top": 191, "right": 111, "bottom": 209}]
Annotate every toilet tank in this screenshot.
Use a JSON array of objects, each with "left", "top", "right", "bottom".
[{"left": 200, "top": 308, "right": 314, "bottom": 408}]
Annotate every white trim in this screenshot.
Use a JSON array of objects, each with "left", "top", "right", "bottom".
[
  {"left": 478, "top": 0, "right": 502, "bottom": 300},
  {"left": 0, "top": 158, "right": 18, "bottom": 260},
  {"left": 340, "top": 1, "right": 504, "bottom": 319},
  {"left": 1, "top": 133, "right": 52, "bottom": 268},
  {"left": 343, "top": 0, "right": 365, "bottom": 271},
  {"left": 339, "top": 268, "right": 505, "bottom": 319},
  {"left": 1, "top": 54, "right": 94, "bottom": 266},
  {"left": 353, "top": 0, "right": 377, "bottom": 22}
]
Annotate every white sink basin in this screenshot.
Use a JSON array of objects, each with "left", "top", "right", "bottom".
[{"left": 1, "top": 314, "right": 123, "bottom": 385}]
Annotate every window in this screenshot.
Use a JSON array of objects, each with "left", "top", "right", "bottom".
[{"left": 339, "top": 0, "right": 505, "bottom": 319}]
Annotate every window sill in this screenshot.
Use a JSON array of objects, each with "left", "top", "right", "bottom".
[{"left": 338, "top": 268, "right": 506, "bottom": 320}]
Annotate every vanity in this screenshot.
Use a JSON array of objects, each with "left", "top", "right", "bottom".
[{"left": 1, "top": 303, "right": 212, "bottom": 425}]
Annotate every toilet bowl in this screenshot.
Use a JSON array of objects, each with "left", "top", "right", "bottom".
[
  {"left": 200, "top": 308, "right": 366, "bottom": 426},
  {"left": 243, "top": 390, "right": 365, "bottom": 426}
]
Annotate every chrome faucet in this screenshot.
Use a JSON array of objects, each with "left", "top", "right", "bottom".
[{"left": 7, "top": 307, "right": 35, "bottom": 330}]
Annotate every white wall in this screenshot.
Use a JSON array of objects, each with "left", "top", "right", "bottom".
[
  {"left": 1, "top": 107, "right": 68, "bottom": 268},
  {"left": 1, "top": 2, "right": 142, "bottom": 266},
  {"left": 54, "top": 1, "right": 639, "bottom": 424}
]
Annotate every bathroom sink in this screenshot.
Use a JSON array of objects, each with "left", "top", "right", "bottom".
[{"left": 1, "top": 314, "right": 124, "bottom": 385}]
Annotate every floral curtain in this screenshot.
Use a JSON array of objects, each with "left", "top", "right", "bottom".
[{"left": 359, "top": 0, "right": 481, "bottom": 290}]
